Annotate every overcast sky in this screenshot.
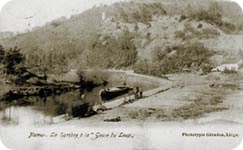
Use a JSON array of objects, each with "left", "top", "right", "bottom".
[
  {"left": 0, "top": 0, "right": 243, "bottom": 33},
  {"left": 0, "top": 0, "right": 130, "bottom": 33}
]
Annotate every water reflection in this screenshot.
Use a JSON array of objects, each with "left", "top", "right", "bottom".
[
  {"left": 1, "top": 106, "right": 55, "bottom": 126},
  {"left": 0, "top": 86, "right": 105, "bottom": 125},
  {"left": 0, "top": 78, "right": 158, "bottom": 125}
]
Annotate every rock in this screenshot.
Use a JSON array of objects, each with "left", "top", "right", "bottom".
[{"left": 104, "top": 116, "right": 121, "bottom": 122}]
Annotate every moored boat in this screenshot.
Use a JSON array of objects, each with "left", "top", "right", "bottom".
[{"left": 100, "top": 86, "right": 133, "bottom": 100}]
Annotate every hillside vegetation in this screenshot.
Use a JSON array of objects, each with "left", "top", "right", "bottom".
[{"left": 0, "top": 0, "right": 243, "bottom": 77}]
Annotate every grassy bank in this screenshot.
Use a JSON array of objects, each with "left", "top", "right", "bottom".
[
  {"left": 88, "top": 72, "right": 243, "bottom": 122},
  {"left": 126, "top": 90, "right": 228, "bottom": 121}
]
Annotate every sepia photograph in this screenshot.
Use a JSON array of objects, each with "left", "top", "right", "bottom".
[{"left": 0, "top": 0, "right": 243, "bottom": 149}]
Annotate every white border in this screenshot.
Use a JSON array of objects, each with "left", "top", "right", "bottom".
[
  {"left": 0, "top": 1, "right": 11, "bottom": 148},
  {"left": 232, "top": 1, "right": 243, "bottom": 149},
  {"left": 0, "top": 0, "right": 10, "bottom": 143},
  {"left": 0, "top": 0, "right": 242, "bottom": 150},
  {"left": 0, "top": 0, "right": 10, "bottom": 144}
]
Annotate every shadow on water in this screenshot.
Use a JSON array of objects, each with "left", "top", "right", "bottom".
[
  {"left": 0, "top": 87, "right": 103, "bottom": 125},
  {"left": 0, "top": 74, "right": 159, "bottom": 124}
]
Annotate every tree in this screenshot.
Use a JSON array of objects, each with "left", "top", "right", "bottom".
[
  {"left": 88, "top": 32, "right": 137, "bottom": 68},
  {"left": 0, "top": 45, "right": 4, "bottom": 64},
  {"left": 208, "top": 2, "right": 222, "bottom": 21},
  {"left": 3, "top": 46, "right": 25, "bottom": 75},
  {"left": 2, "top": 46, "right": 26, "bottom": 85}
]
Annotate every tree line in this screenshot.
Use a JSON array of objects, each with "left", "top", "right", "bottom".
[
  {"left": 134, "top": 43, "right": 214, "bottom": 76},
  {"left": 0, "top": 45, "right": 26, "bottom": 85}
]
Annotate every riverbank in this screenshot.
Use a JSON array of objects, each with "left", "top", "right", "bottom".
[
  {"left": 1, "top": 70, "right": 242, "bottom": 124},
  {"left": 62, "top": 71, "right": 243, "bottom": 124},
  {"left": 1, "top": 71, "right": 243, "bottom": 150}
]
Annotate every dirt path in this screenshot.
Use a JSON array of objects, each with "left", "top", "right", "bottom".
[
  {"left": 100, "top": 70, "right": 175, "bottom": 109},
  {"left": 103, "top": 81, "right": 174, "bottom": 109},
  {"left": 86, "top": 72, "right": 243, "bottom": 124},
  {"left": 1, "top": 72, "right": 243, "bottom": 150}
]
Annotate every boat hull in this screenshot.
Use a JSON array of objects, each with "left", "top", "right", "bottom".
[{"left": 100, "top": 87, "right": 132, "bottom": 100}]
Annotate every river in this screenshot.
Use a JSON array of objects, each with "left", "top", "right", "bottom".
[{"left": 0, "top": 72, "right": 159, "bottom": 125}]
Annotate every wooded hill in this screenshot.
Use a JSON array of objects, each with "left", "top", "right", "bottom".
[{"left": 0, "top": 0, "right": 243, "bottom": 77}]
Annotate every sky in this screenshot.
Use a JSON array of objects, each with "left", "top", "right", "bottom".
[
  {"left": 0, "top": 0, "right": 130, "bottom": 33},
  {"left": 0, "top": 0, "right": 242, "bottom": 33}
]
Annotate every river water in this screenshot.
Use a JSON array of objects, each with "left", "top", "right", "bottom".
[
  {"left": 0, "top": 87, "right": 101, "bottom": 125},
  {"left": 0, "top": 75, "right": 158, "bottom": 125}
]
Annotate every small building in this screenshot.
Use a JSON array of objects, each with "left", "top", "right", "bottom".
[{"left": 211, "top": 60, "right": 242, "bottom": 72}]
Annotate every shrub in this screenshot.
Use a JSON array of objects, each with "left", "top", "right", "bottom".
[
  {"left": 188, "top": 2, "right": 222, "bottom": 23},
  {"left": 88, "top": 32, "right": 137, "bottom": 68},
  {"left": 112, "top": 2, "right": 167, "bottom": 24},
  {"left": 201, "top": 63, "right": 213, "bottom": 74},
  {"left": 222, "top": 68, "right": 238, "bottom": 74},
  {"left": 3, "top": 46, "right": 25, "bottom": 75},
  {"left": 201, "top": 28, "right": 220, "bottom": 37},
  {"left": 133, "top": 59, "right": 150, "bottom": 74},
  {"left": 175, "top": 43, "right": 213, "bottom": 69},
  {"left": 55, "top": 103, "right": 68, "bottom": 115},
  {"left": 50, "top": 21, "right": 61, "bottom": 27},
  {"left": 0, "top": 46, "right": 29, "bottom": 85},
  {"left": 134, "top": 43, "right": 214, "bottom": 76},
  {"left": 175, "top": 31, "right": 186, "bottom": 39},
  {"left": 179, "top": 15, "right": 187, "bottom": 22},
  {"left": 77, "top": 70, "right": 109, "bottom": 88},
  {"left": 0, "top": 45, "right": 4, "bottom": 64},
  {"left": 197, "top": 23, "right": 203, "bottom": 29},
  {"left": 186, "top": 2, "right": 235, "bottom": 33}
]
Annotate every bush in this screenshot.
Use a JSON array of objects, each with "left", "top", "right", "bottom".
[
  {"left": 77, "top": 70, "right": 109, "bottom": 89},
  {"left": 222, "top": 68, "right": 238, "bottom": 74},
  {"left": 0, "top": 46, "right": 30, "bottom": 85},
  {"left": 175, "top": 31, "right": 186, "bottom": 39},
  {"left": 55, "top": 103, "right": 68, "bottom": 115},
  {"left": 133, "top": 59, "right": 150, "bottom": 74},
  {"left": 111, "top": 2, "right": 167, "bottom": 24},
  {"left": 201, "top": 28, "right": 220, "bottom": 37},
  {"left": 186, "top": 2, "right": 235, "bottom": 33},
  {"left": 179, "top": 15, "right": 187, "bottom": 22},
  {"left": 0, "top": 45, "right": 4, "bottom": 64},
  {"left": 201, "top": 63, "right": 213, "bottom": 74},
  {"left": 88, "top": 32, "right": 137, "bottom": 68},
  {"left": 50, "top": 21, "right": 61, "bottom": 27},
  {"left": 3, "top": 47, "right": 25, "bottom": 75},
  {"left": 188, "top": 2, "right": 222, "bottom": 23},
  {"left": 134, "top": 43, "right": 214, "bottom": 76}
]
